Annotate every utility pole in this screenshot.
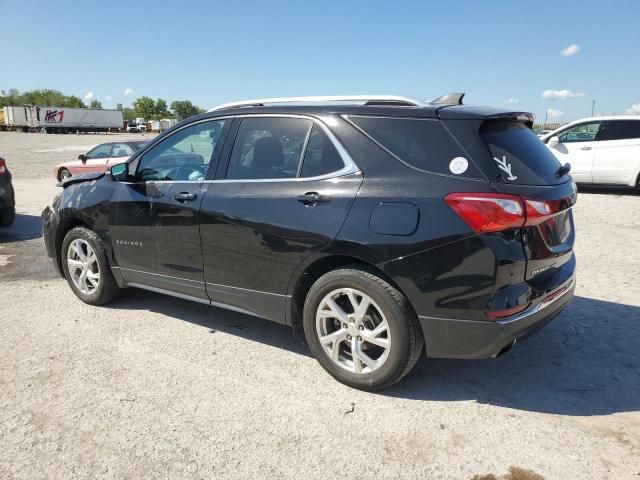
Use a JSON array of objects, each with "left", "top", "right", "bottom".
[
  {"left": 544, "top": 109, "right": 548, "bottom": 127},
  {"left": 591, "top": 100, "right": 596, "bottom": 117}
]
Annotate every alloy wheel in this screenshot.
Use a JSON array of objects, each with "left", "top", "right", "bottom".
[
  {"left": 67, "top": 239, "right": 100, "bottom": 294},
  {"left": 316, "top": 288, "right": 391, "bottom": 374}
]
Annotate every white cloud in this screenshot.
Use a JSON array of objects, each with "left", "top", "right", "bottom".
[
  {"left": 625, "top": 102, "right": 640, "bottom": 115},
  {"left": 560, "top": 44, "right": 581, "bottom": 57},
  {"left": 541, "top": 89, "right": 586, "bottom": 100},
  {"left": 504, "top": 97, "right": 519, "bottom": 104},
  {"left": 546, "top": 108, "right": 564, "bottom": 119},
  {"left": 124, "top": 88, "right": 134, "bottom": 96},
  {"left": 83, "top": 91, "right": 94, "bottom": 101},
  {"left": 105, "top": 95, "right": 113, "bottom": 101}
]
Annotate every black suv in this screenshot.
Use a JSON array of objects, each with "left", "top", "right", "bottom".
[
  {"left": 0, "top": 156, "right": 15, "bottom": 227},
  {"left": 42, "top": 94, "right": 576, "bottom": 390}
]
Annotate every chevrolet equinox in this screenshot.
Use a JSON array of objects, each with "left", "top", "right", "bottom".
[{"left": 42, "top": 94, "right": 577, "bottom": 390}]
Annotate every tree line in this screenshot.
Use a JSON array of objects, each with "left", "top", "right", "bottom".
[{"left": 0, "top": 89, "right": 206, "bottom": 121}]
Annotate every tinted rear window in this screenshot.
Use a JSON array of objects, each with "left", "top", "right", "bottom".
[
  {"left": 600, "top": 120, "right": 640, "bottom": 141},
  {"left": 480, "top": 121, "right": 564, "bottom": 185},
  {"left": 348, "top": 116, "right": 482, "bottom": 178}
]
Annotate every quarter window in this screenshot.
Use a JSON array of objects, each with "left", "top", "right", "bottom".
[
  {"left": 558, "top": 122, "right": 603, "bottom": 143},
  {"left": 600, "top": 120, "right": 640, "bottom": 141},
  {"left": 226, "top": 117, "right": 312, "bottom": 180},
  {"left": 137, "top": 119, "right": 226, "bottom": 181},
  {"left": 347, "top": 116, "right": 477, "bottom": 177}
]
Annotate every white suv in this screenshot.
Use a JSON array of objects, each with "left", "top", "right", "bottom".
[{"left": 541, "top": 116, "right": 640, "bottom": 187}]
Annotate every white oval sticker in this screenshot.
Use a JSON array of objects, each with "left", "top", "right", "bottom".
[{"left": 449, "top": 157, "right": 468, "bottom": 175}]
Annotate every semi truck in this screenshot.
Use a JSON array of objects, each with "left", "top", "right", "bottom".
[{"left": 1, "top": 106, "right": 123, "bottom": 133}]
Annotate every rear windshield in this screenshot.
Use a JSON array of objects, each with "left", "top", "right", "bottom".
[
  {"left": 347, "top": 116, "right": 483, "bottom": 178},
  {"left": 480, "top": 121, "right": 564, "bottom": 185}
]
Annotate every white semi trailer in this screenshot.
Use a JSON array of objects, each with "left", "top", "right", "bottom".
[
  {"left": 0, "top": 106, "right": 34, "bottom": 131},
  {"left": 0, "top": 106, "right": 123, "bottom": 133}
]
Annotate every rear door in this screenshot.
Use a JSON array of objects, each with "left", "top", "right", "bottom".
[
  {"left": 591, "top": 120, "right": 640, "bottom": 185},
  {"left": 199, "top": 115, "right": 362, "bottom": 323}
]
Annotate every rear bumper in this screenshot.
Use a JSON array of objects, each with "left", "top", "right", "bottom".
[{"left": 419, "top": 274, "right": 575, "bottom": 359}]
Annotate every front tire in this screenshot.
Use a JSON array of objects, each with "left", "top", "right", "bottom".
[
  {"left": 61, "top": 227, "right": 122, "bottom": 305},
  {"left": 58, "top": 168, "right": 71, "bottom": 181},
  {"left": 303, "top": 266, "right": 424, "bottom": 390}
]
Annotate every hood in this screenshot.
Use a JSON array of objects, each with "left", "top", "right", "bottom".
[{"left": 57, "top": 171, "right": 105, "bottom": 188}]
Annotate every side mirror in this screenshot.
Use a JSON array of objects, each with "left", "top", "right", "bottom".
[
  {"left": 110, "top": 163, "right": 129, "bottom": 181},
  {"left": 547, "top": 136, "right": 560, "bottom": 147},
  {"left": 78, "top": 154, "right": 87, "bottom": 163}
]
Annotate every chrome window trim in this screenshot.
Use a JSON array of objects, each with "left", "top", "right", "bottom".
[{"left": 134, "top": 113, "right": 360, "bottom": 184}]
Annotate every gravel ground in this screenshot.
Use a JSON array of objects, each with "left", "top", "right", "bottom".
[{"left": 0, "top": 131, "right": 639, "bottom": 479}]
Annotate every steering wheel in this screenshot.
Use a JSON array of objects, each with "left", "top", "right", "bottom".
[{"left": 175, "top": 164, "right": 207, "bottom": 181}]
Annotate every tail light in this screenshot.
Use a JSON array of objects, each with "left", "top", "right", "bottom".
[
  {"left": 0, "top": 159, "right": 6, "bottom": 174},
  {"left": 444, "top": 192, "right": 571, "bottom": 234}
]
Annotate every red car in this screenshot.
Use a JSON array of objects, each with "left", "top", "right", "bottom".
[{"left": 53, "top": 141, "right": 148, "bottom": 181}]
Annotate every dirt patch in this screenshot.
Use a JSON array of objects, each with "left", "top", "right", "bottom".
[{"left": 472, "top": 466, "right": 545, "bottom": 480}]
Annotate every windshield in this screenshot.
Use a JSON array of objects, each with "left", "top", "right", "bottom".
[{"left": 480, "top": 121, "right": 565, "bottom": 186}]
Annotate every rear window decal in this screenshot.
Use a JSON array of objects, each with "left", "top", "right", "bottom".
[
  {"left": 449, "top": 157, "right": 468, "bottom": 174},
  {"left": 493, "top": 155, "right": 518, "bottom": 181}
]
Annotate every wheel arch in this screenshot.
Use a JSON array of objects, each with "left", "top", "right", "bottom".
[
  {"left": 54, "top": 217, "right": 91, "bottom": 276},
  {"left": 57, "top": 167, "right": 71, "bottom": 181},
  {"left": 288, "top": 254, "right": 409, "bottom": 330}
]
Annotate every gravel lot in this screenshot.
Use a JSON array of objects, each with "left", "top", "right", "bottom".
[{"left": 1, "top": 131, "right": 639, "bottom": 479}]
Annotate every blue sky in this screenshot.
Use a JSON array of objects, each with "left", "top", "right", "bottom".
[{"left": 1, "top": 0, "right": 639, "bottom": 122}]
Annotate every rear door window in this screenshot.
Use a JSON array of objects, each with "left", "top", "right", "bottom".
[
  {"left": 599, "top": 120, "right": 640, "bottom": 141},
  {"left": 299, "top": 125, "right": 345, "bottom": 177},
  {"left": 225, "top": 117, "right": 312, "bottom": 180},
  {"left": 347, "top": 116, "right": 482, "bottom": 178},
  {"left": 480, "top": 121, "right": 564, "bottom": 185}
]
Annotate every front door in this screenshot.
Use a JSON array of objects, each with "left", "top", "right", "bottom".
[
  {"left": 79, "top": 143, "right": 114, "bottom": 174},
  {"left": 547, "top": 121, "right": 603, "bottom": 184},
  {"left": 109, "top": 118, "right": 229, "bottom": 300},
  {"left": 199, "top": 116, "right": 362, "bottom": 323}
]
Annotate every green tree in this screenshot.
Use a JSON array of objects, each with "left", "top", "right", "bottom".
[
  {"left": 132, "top": 96, "right": 156, "bottom": 119},
  {"left": 154, "top": 98, "right": 169, "bottom": 118},
  {"left": 89, "top": 99, "right": 103, "bottom": 109},
  {"left": 65, "top": 96, "right": 85, "bottom": 108},
  {"left": 170, "top": 100, "right": 200, "bottom": 120},
  {"left": 122, "top": 107, "right": 135, "bottom": 121},
  {"left": 116, "top": 103, "right": 123, "bottom": 111}
]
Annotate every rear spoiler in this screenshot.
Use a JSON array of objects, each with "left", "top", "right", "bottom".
[{"left": 437, "top": 106, "right": 535, "bottom": 128}]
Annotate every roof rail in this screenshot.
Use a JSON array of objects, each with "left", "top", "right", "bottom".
[
  {"left": 430, "top": 93, "right": 465, "bottom": 105},
  {"left": 209, "top": 95, "right": 428, "bottom": 111}
]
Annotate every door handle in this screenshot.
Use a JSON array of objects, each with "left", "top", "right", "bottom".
[
  {"left": 580, "top": 146, "right": 592, "bottom": 150},
  {"left": 296, "top": 192, "right": 331, "bottom": 206},
  {"left": 173, "top": 192, "right": 197, "bottom": 203}
]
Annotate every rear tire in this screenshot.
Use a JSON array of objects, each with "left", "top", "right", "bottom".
[
  {"left": 61, "top": 227, "right": 122, "bottom": 305},
  {"left": 303, "top": 265, "right": 424, "bottom": 390}
]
